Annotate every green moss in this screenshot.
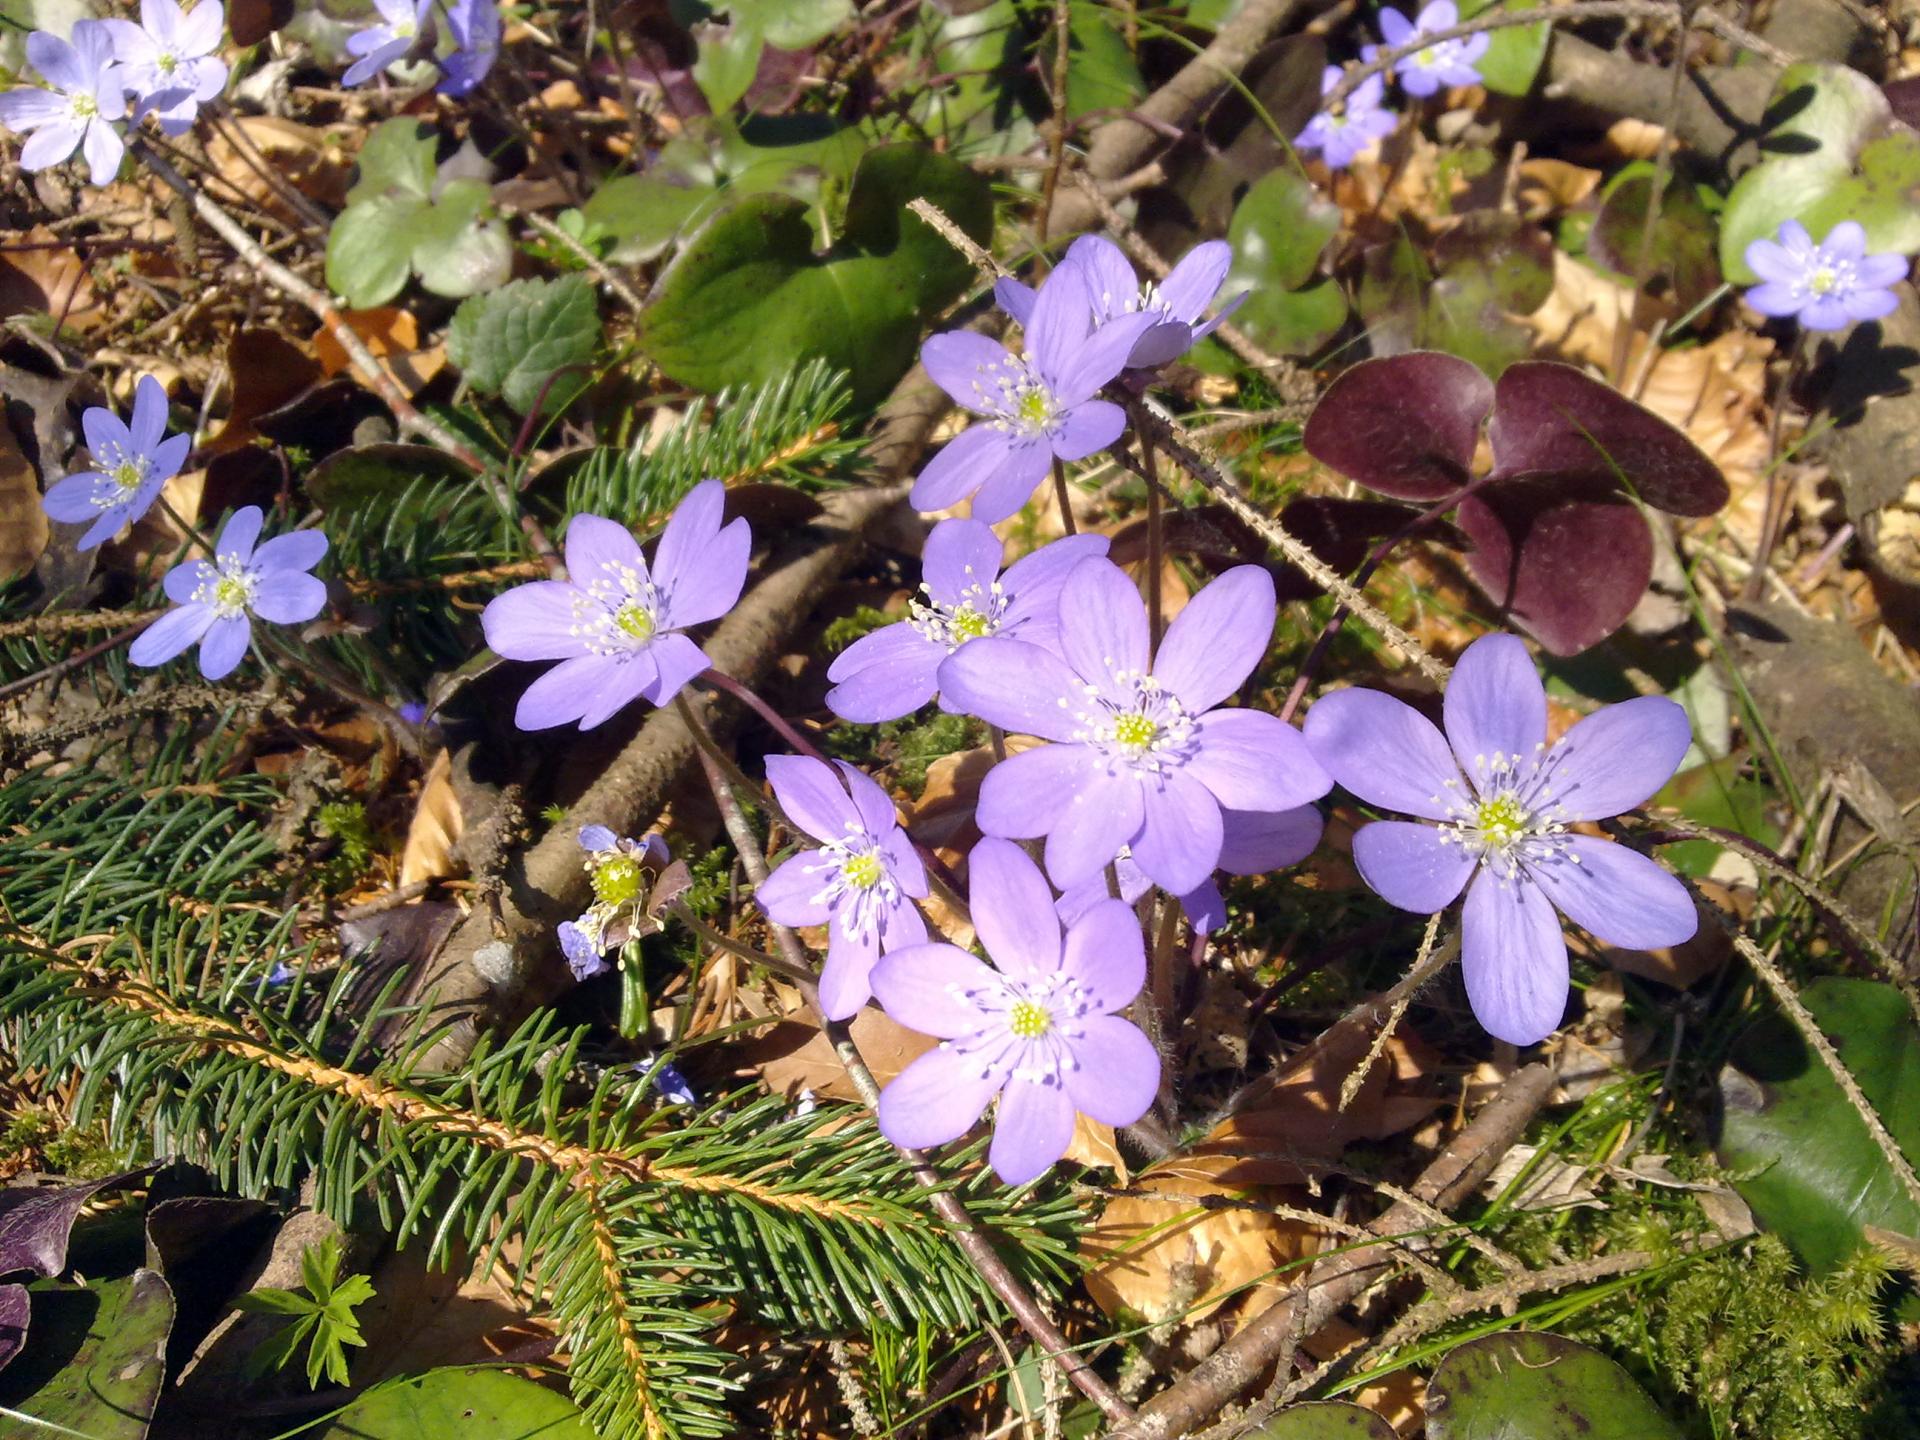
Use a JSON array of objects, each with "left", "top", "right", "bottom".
[{"left": 822, "top": 605, "right": 893, "bottom": 654}]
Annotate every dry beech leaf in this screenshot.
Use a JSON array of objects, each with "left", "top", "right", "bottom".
[
  {"left": 1303, "top": 1316, "right": 1427, "bottom": 1432},
  {"left": 1602, "top": 117, "right": 1668, "bottom": 160},
  {"left": 1065, "top": 1115, "right": 1125, "bottom": 1178},
  {"left": 0, "top": 424, "right": 49, "bottom": 580},
  {"left": 739, "top": 1006, "right": 936, "bottom": 1104},
  {"left": 313, "top": 308, "right": 446, "bottom": 397},
  {"left": 0, "top": 225, "right": 104, "bottom": 331},
  {"left": 1513, "top": 158, "right": 1602, "bottom": 220},
  {"left": 400, "top": 749, "right": 465, "bottom": 887},
  {"left": 204, "top": 116, "right": 351, "bottom": 215},
  {"left": 907, "top": 735, "right": 1041, "bottom": 869},
  {"left": 207, "top": 329, "right": 322, "bottom": 455},
  {"left": 1480, "top": 1142, "right": 1602, "bottom": 1213}
]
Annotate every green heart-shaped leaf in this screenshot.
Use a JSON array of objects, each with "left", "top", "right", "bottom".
[
  {"left": 1428, "top": 1332, "right": 1684, "bottom": 1438},
  {"left": 310, "top": 1365, "right": 595, "bottom": 1439},
  {"left": 1242, "top": 1400, "right": 1396, "bottom": 1439},
  {"left": 1459, "top": 0, "right": 1550, "bottom": 97},
  {"left": 0, "top": 1270, "right": 174, "bottom": 1440}
]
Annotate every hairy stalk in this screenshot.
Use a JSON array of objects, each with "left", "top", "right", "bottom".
[
  {"left": 1743, "top": 328, "right": 1809, "bottom": 603},
  {"left": 1052, "top": 456, "right": 1079, "bottom": 536}
]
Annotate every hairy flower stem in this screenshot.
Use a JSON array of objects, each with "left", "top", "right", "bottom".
[
  {"left": 684, "top": 736, "right": 1135, "bottom": 1425},
  {"left": 1141, "top": 428, "right": 1165, "bottom": 649},
  {"left": 1051, "top": 456, "right": 1078, "bottom": 536},
  {"left": 1743, "top": 327, "right": 1809, "bottom": 604},
  {"left": 665, "top": 900, "right": 816, "bottom": 987}
]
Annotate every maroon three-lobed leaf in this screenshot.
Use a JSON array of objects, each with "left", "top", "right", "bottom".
[{"left": 1303, "top": 353, "right": 1728, "bottom": 654}]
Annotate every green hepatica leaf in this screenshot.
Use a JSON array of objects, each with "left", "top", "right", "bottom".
[
  {"left": 0, "top": 1269, "right": 174, "bottom": 1440},
  {"left": 1721, "top": 62, "right": 1920, "bottom": 282},
  {"left": 348, "top": 117, "right": 437, "bottom": 204},
  {"left": 325, "top": 194, "right": 428, "bottom": 308},
  {"left": 312, "top": 1365, "right": 596, "bottom": 1439},
  {"left": 1427, "top": 1332, "right": 1684, "bottom": 1439},
  {"left": 1243, "top": 1400, "right": 1395, "bottom": 1438},
  {"left": 1590, "top": 168, "right": 1722, "bottom": 311},
  {"left": 640, "top": 142, "right": 993, "bottom": 405},
  {"left": 409, "top": 178, "right": 513, "bottom": 298},
  {"left": 1225, "top": 171, "right": 1347, "bottom": 356},
  {"left": 1719, "top": 977, "right": 1920, "bottom": 1273},
  {"left": 742, "top": 0, "right": 852, "bottom": 51},
  {"left": 1459, "top": 0, "right": 1549, "bottom": 96},
  {"left": 449, "top": 274, "right": 604, "bottom": 414},
  {"left": 1066, "top": 6, "right": 1146, "bottom": 119}
]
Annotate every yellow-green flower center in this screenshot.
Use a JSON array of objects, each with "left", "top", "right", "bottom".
[
  {"left": 1473, "top": 793, "right": 1528, "bottom": 849},
  {"left": 157, "top": 51, "right": 180, "bottom": 73},
  {"left": 109, "top": 459, "right": 145, "bottom": 497},
  {"left": 72, "top": 94, "right": 97, "bottom": 118},
  {"left": 214, "top": 575, "right": 251, "bottom": 610},
  {"left": 613, "top": 601, "right": 656, "bottom": 644},
  {"left": 1809, "top": 267, "right": 1836, "bottom": 294},
  {"left": 1112, "top": 713, "right": 1159, "bottom": 751},
  {"left": 393, "top": 16, "right": 417, "bottom": 36},
  {"left": 1007, "top": 998, "right": 1052, "bottom": 1039},
  {"left": 1015, "top": 389, "right": 1054, "bottom": 428},
  {"left": 591, "top": 855, "right": 645, "bottom": 908},
  {"left": 841, "top": 852, "right": 883, "bottom": 890},
  {"left": 948, "top": 603, "right": 991, "bottom": 643}
]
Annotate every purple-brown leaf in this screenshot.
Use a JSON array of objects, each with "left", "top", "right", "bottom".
[
  {"left": 0, "top": 1282, "right": 26, "bottom": 1376},
  {"left": 1304, "top": 352, "right": 1494, "bottom": 500},
  {"left": 0, "top": 1168, "right": 154, "bottom": 1281}
]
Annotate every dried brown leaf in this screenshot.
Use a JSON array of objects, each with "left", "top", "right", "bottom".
[
  {"left": 0, "top": 425, "right": 49, "bottom": 581},
  {"left": 400, "top": 749, "right": 465, "bottom": 887}
]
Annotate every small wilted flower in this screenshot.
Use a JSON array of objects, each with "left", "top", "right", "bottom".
[
  {"left": 826, "top": 520, "right": 1109, "bottom": 724},
  {"left": 42, "top": 374, "right": 188, "bottom": 550},
  {"left": 436, "top": 0, "right": 499, "bottom": 95},
  {"left": 1303, "top": 632, "right": 1696, "bottom": 1046},
  {"left": 756, "top": 755, "right": 929, "bottom": 1020},
  {"left": 101, "top": 0, "right": 228, "bottom": 135},
  {"left": 940, "top": 557, "right": 1331, "bottom": 896},
  {"left": 1376, "top": 0, "right": 1489, "bottom": 96},
  {"left": 342, "top": 0, "right": 430, "bottom": 86},
  {"left": 911, "top": 261, "right": 1155, "bottom": 524},
  {"left": 481, "top": 481, "right": 751, "bottom": 730},
  {"left": 1743, "top": 219, "right": 1907, "bottom": 332},
  {"left": 0, "top": 23, "right": 129, "bottom": 186},
  {"left": 873, "top": 837, "right": 1159, "bottom": 1185},
  {"left": 558, "top": 826, "right": 671, "bottom": 981},
  {"left": 129, "top": 506, "right": 328, "bottom": 680},
  {"left": 996, "top": 235, "right": 1244, "bottom": 372},
  {"left": 1295, "top": 66, "right": 1397, "bottom": 169}
]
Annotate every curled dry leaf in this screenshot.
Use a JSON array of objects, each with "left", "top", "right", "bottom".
[
  {"left": 313, "top": 306, "right": 447, "bottom": 398},
  {"left": 204, "top": 116, "right": 352, "bottom": 217},
  {"left": 400, "top": 749, "right": 466, "bottom": 887},
  {"left": 0, "top": 424, "right": 49, "bottom": 581},
  {"left": 738, "top": 1004, "right": 937, "bottom": 1105},
  {"left": 0, "top": 225, "right": 104, "bottom": 332}
]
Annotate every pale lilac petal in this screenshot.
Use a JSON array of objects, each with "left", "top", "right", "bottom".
[
  {"left": 128, "top": 374, "right": 169, "bottom": 452},
  {"left": 1378, "top": 7, "right": 1413, "bottom": 44},
  {"left": 1058, "top": 897, "right": 1145, "bottom": 1011},
  {"left": 989, "top": 1075, "right": 1075, "bottom": 1185},
  {"left": 81, "top": 407, "right": 132, "bottom": 462},
  {"left": 1025, "top": 262, "right": 1096, "bottom": 386},
  {"left": 1843, "top": 287, "right": 1899, "bottom": 323},
  {"left": 912, "top": 424, "right": 1020, "bottom": 512},
  {"left": 1053, "top": 316, "right": 1156, "bottom": 404},
  {"left": 1057, "top": 557, "right": 1149, "bottom": 697},
  {"left": 872, "top": 943, "right": 1001, "bottom": 1038},
  {"left": 1130, "top": 770, "right": 1224, "bottom": 894},
  {"left": 26, "top": 31, "right": 87, "bottom": 91},
  {"left": 1217, "top": 805, "right": 1323, "bottom": 874},
  {"left": 1156, "top": 241, "right": 1232, "bottom": 323},
  {"left": 819, "top": 919, "right": 880, "bottom": 1019},
  {"left": 938, "top": 637, "right": 1084, "bottom": 740},
  {"left": 921, "top": 518, "right": 1004, "bottom": 605},
  {"left": 0, "top": 90, "right": 72, "bottom": 131},
  {"left": 1801, "top": 295, "right": 1851, "bottom": 331},
  {"left": 766, "top": 753, "right": 860, "bottom": 842},
  {"left": 840, "top": 761, "right": 902, "bottom": 838},
  {"left": 1124, "top": 321, "right": 1196, "bottom": 371},
  {"left": 1443, "top": 633, "right": 1545, "bottom": 775},
  {"left": 578, "top": 654, "right": 659, "bottom": 728},
  {"left": 216, "top": 505, "right": 264, "bottom": 562},
  {"left": 147, "top": 432, "right": 189, "bottom": 484},
  {"left": 1179, "top": 879, "right": 1227, "bottom": 933},
  {"left": 174, "top": 0, "right": 226, "bottom": 55},
  {"left": 967, "top": 437, "right": 1056, "bottom": 523},
  {"left": 1049, "top": 398, "right": 1127, "bottom": 462},
  {"left": 512, "top": 654, "right": 628, "bottom": 730},
  {"left": 1351, "top": 820, "right": 1475, "bottom": 912},
  {"left": 826, "top": 624, "right": 942, "bottom": 722},
  {"left": 1823, "top": 221, "right": 1866, "bottom": 260},
  {"left": 1303, "top": 689, "right": 1458, "bottom": 820},
  {"left": 196, "top": 614, "right": 252, "bottom": 679},
  {"left": 250, "top": 570, "right": 326, "bottom": 625},
  {"left": 879, "top": 1047, "right": 1005, "bottom": 1150},
  {"left": 164, "top": 558, "right": 216, "bottom": 604},
  {"left": 564, "top": 512, "right": 644, "bottom": 587},
  {"left": 921, "top": 330, "right": 1017, "bottom": 409},
  {"left": 1041, "top": 770, "right": 1146, "bottom": 891},
  {"left": 1186, "top": 709, "right": 1332, "bottom": 813},
  {"left": 579, "top": 825, "right": 618, "bottom": 851},
  {"left": 252, "top": 528, "right": 328, "bottom": 575},
  {"left": 1527, "top": 837, "right": 1696, "bottom": 950},
  {"left": 1744, "top": 281, "right": 1804, "bottom": 319},
  {"left": 876, "top": 892, "right": 926, "bottom": 952},
  {"left": 654, "top": 481, "right": 737, "bottom": 619},
  {"left": 1461, "top": 870, "right": 1568, "bottom": 1046},
  {"left": 633, "top": 631, "right": 707, "bottom": 707},
  {"left": 80, "top": 117, "right": 124, "bottom": 186},
  {"left": 1856, "top": 254, "right": 1911, "bottom": 288},
  {"left": 1062, "top": 1015, "right": 1159, "bottom": 1127},
  {"left": 77, "top": 504, "right": 133, "bottom": 550},
  {"left": 1540, "top": 695, "right": 1690, "bottom": 820},
  {"left": 1152, "top": 564, "right": 1276, "bottom": 712},
  {"left": 559, "top": 921, "right": 607, "bottom": 980},
  {"left": 483, "top": 581, "right": 585, "bottom": 661},
  {"left": 757, "top": 850, "right": 833, "bottom": 927},
  {"left": 18, "top": 118, "right": 85, "bottom": 171},
  {"left": 967, "top": 836, "right": 1062, "bottom": 983},
  {"left": 998, "top": 533, "right": 1112, "bottom": 632},
  {"left": 1743, "top": 238, "right": 1801, "bottom": 285},
  {"left": 993, "top": 276, "right": 1037, "bottom": 325},
  {"left": 41, "top": 472, "right": 107, "bottom": 524},
  {"left": 1063, "top": 235, "right": 1140, "bottom": 321},
  {"left": 128, "top": 602, "right": 215, "bottom": 667},
  {"left": 975, "top": 743, "right": 1107, "bottom": 837}
]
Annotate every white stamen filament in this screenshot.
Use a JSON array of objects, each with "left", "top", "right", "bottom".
[{"left": 1433, "top": 742, "right": 1580, "bottom": 884}]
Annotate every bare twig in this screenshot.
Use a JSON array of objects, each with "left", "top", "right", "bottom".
[{"left": 505, "top": 205, "right": 648, "bottom": 316}]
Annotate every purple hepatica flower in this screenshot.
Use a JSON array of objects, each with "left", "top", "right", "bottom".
[
  {"left": 873, "top": 837, "right": 1159, "bottom": 1185},
  {"left": 100, "top": 0, "right": 228, "bottom": 136},
  {"left": 826, "top": 520, "right": 1109, "bottom": 724},
  {"left": 42, "top": 375, "right": 189, "bottom": 550},
  {"left": 129, "top": 505, "right": 328, "bottom": 680},
  {"left": 0, "top": 24, "right": 129, "bottom": 186},
  {"left": 1744, "top": 219, "right": 1907, "bottom": 333},
  {"left": 1057, "top": 804, "right": 1324, "bottom": 936},
  {"left": 996, "top": 236, "right": 1246, "bottom": 372},
  {"left": 559, "top": 825, "right": 671, "bottom": 980},
  {"left": 1378, "top": 1, "right": 1489, "bottom": 97},
  {"left": 941, "top": 557, "right": 1332, "bottom": 895},
  {"left": 481, "top": 480, "right": 750, "bottom": 730},
  {"left": 343, "top": 0, "right": 430, "bottom": 86},
  {"left": 911, "top": 260, "right": 1156, "bottom": 525},
  {"left": 1303, "top": 633, "right": 1696, "bottom": 1047},
  {"left": 1295, "top": 66, "right": 1398, "bottom": 170},
  {"left": 436, "top": 0, "right": 499, "bottom": 95},
  {"left": 756, "top": 755, "right": 930, "bottom": 1020}
]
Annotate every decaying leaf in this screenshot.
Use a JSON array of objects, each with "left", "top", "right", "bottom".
[
  {"left": 739, "top": 1005, "right": 937, "bottom": 1104},
  {"left": 400, "top": 749, "right": 465, "bottom": 887},
  {"left": 0, "top": 423, "right": 49, "bottom": 580}
]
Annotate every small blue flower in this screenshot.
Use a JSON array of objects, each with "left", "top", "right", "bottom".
[
  {"left": 0, "top": 23, "right": 129, "bottom": 186},
  {"left": 558, "top": 826, "right": 670, "bottom": 981},
  {"left": 343, "top": 0, "right": 429, "bottom": 86},
  {"left": 42, "top": 375, "right": 188, "bottom": 550},
  {"left": 436, "top": 0, "right": 499, "bottom": 96},
  {"left": 1378, "top": 0, "right": 1489, "bottom": 97},
  {"left": 1744, "top": 219, "right": 1908, "bottom": 332},
  {"left": 642, "top": 1058, "right": 697, "bottom": 1107},
  {"left": 1296, "top": 66, "right": 1398, "bottom": 170}
]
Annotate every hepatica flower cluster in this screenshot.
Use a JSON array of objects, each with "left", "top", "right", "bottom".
[
  {"left": 1295, "top": 0, "right": 1488, "bottom": 170},
  {"left": 559, "top": 827, "right": 672, "bottom": 981},
  {"left": 1743, "top": 219, "right": 1908, "bottom": 332}
]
